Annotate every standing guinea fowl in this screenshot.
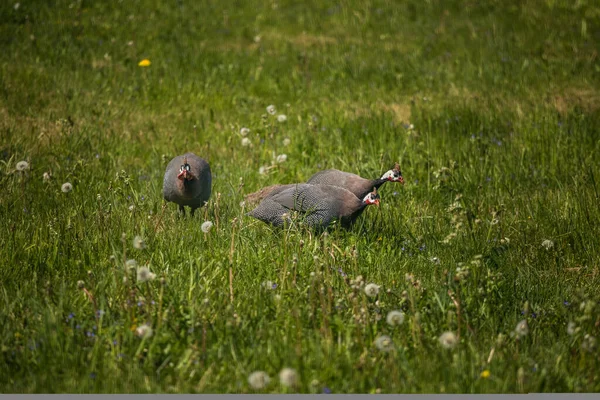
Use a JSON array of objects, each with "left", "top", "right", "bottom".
[
  {"left": 248, "top": 184, "right": 380, "bottom": 229},
  {"left": 243, "top": 163, "right": 403, "bottom": 207},
  {"left": 163, "top": 153, "right": 211, "bottom": 216},
  {"left": 306, "top": 162, "right": 404, "bottom": 199}
]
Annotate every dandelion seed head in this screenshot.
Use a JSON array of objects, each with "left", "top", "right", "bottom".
[
  {"left": 283, "top": 138, "right": 291, "bottom": 146},
  {"left": 61, "top": 182, "right": 73, "bottom": 193},
  {"left": 135, "top": 323, "right": 153, "bottom": 339},
  {"left": 567, "top": 321, "right": 577, "bottom": 335},
  {"left": 241, "top": 137, "right": 251, "bottom": 147},
  {"left": 541, "top": 239, "right": 554, "bottom": 250},
  {"left": 259, "top": 166, "right": 267, "bottom": 175},
  {"left": 279, "top": 368, "right": 299, "bottom": 387},
  {"left": 77, "top": 280, "right": 85, "bottom": 290},
  {"left": 386, "top": 310, "right": 405, "bottom": 327},
  {"left": 133, "top": 236, "right": 146, "bottom": 250},
  {"left": 276, "top": 154, "right": 287, "bottom": 163},
  {"left": 201, "top": 221, "right": 214, "bottom": 233},
  {"left": 43, "top": 172, "right": 51, "bottom": 182},
  {"left": 16, "top": 161, "right": 29, "bottom": 171},
  {"left": 240, "top": 127, "right": 250, "bottom": 136},
  {"left": 515, "top": 319, "right": 529, "bottom": 338},
  {"left": 277, "top": 114, "right": 287, "bottom": 122},
  {"left": 374, "top": 335, "right": 394, "bottom": 352},
  {"left": 364, "top": 283, "right": 380, "bottom": 298},
  {"left": 137, "top": 266, "right": 156, "bottom": 282},
  {"left": 438, "top": 331, "right": 458, "bottom": 349},
  {"left": 266, "top": 105, "right": 276, "bottom": 115},
  {"left": 248, "top": 371, "right": 270, "bottom": 390}
]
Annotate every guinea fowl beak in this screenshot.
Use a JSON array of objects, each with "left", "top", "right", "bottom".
[{"left": 177, "top": 170, "right": 187, "bottom": 180}]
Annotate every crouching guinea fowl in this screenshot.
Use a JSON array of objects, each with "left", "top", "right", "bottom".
[
  {"left": 243, "top": 163, "right": 403, "bottom": 207},
  {"left": 248, "top": 184, "right": 380, "bottom": 229},
  {"left": 163, "top": 153, "right": 211, "bottom": 216},
  {"left": 307, "top": 162, "right": 404, "bottom": 199}
]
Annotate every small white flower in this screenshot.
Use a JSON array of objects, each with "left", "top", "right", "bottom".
[
  {"left": 374, "top": 335, "right": 394, "bottom": 352},
  {"left": 61, "top": 182, "right": 73, "bottom": 193},
  {"left": 567, "top": 321, "right": 576, "bottom": 336},
  {"left": 16, "top": 161, "right": 29, "bottom": 171},
  {"left": 14, "top": 3, "right": 20, "bottom": 10},
  {"left": 240, "top": 127, "right": 250, "bottom": 136},
  {"left": 541, "top": 239, "right": 554, "bottom": 250},
  {"left": 127, "top": 40, "right": 134, "bottom": 46},
  {"left": 277, "top": 114, "right": 287, "bottom": 122},
  {"left": 266, "top": 105, "right": 276, "bottom": 115},
  {"left": 201, "top": 221, "right": 214, "bottom": 233},
  {"left": 276, "top": 154, "right": 287, "bottom": 163},
  {"left": 135, "top": 323, "right": 153, "bottom": 339},
  {"left": 241, "top": 137, "right": 251, "bottom": 147},
  {"left": 438, "top": 331, "right": 458, "bottom": 349},
  {"left": 430, "top": 256, "right": 440, "bottom": 264},
  {"left": 43, "top": 172, "right": 51, "bottom": 182},
  {"left": 239, "top": 201, "right": 246, "bottom": 208},
  {"left": 279, "top": 367, "right": 299, "bottom": 387},
  {"left": 137, "top": 266, "right": 156, "bottom": 282},
  {"left": 364, "top": 283, "right": 380, "bottom": 298},
  {"left": 259, "top": 166, "right": 268, "bottom": 175},
  {"left": 133, "top": 236, "right": 146, "bottom": 250},
  {"left": 248, "top": 371, "right": 270, "bottom": 390},
  {"left": 283, "top": 138, "right": 291, "bottom": 146},
  {"left": 386, "top": 310, "right": 405, "bottom": 327},
  {"left": 128, "top": 205, "right": 135, "bottom": 211},
  {"left": 515, "top": 319, "right": 529, "bottom": 338}
]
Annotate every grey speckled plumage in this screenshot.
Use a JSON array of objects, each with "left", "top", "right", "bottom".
[
  {"left": 306, "top": 163, "right": 403, "bottom": 199},
  {"left": 243, "top": 163, "right": 403, "bottom": 206},
  {"left": 247, "top": 184, "right": 380, "bottom": 229},
  {"left": 163, "top": 153, "right": 211, "bottom": 216}
]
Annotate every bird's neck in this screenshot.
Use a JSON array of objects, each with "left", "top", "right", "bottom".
[
  {"left": 372, "top": 178, "right": 387, "bottom": 189},
  {"left": 178, "top": 177, "right": 195, "bottom": 192}
]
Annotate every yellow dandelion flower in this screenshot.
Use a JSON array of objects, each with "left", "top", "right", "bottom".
[
  {"left": 138, "top": 59, "right": 151, "bottom": 67},
  {"left": 480, "top": 370, "right": 490, "bottom": 379}
]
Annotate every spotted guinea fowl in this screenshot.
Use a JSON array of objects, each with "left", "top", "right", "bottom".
[
  {"left": 248, "top": 184, "right": 380, "bottom": 229},
  {"left": 163, "top": 153, "right": 211, "bottom": 216},
  {"left": 306, "top": 162, "right": 404, "bottom": 199},
  {"left": 243, "top": 163, "right": 403, "bottom": 207}
]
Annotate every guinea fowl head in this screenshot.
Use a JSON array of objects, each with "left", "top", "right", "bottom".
[
  {"left": 380, "top": 162, "right": 404, "bottom": 184},
  {"left": 362, "top": 188, "right": 380, "bottom": 207},
  {"left": 177, "top": 156, "right": 195, "bottom": 181}
]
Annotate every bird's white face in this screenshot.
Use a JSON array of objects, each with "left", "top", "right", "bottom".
[
  {"left": 177, "top": 163, "right": 192, "bottom": 180},
  {"left": 380, "top": 169, "right": 404, "bottom": 183},
  {"left": 363, "top": 191, "right": 380, "bottom": 206}
]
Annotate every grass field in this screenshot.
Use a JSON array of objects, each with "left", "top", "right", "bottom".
[{"left": 1, "top": 0, "right": 600, "bottom": 393}]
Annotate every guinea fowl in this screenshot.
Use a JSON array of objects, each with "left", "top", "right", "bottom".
[
  {"left": 306, "top": 162, "right": 404, "bottom": 199},
  {"left": 243, "top": 163, "right": 403, "bottom": 206},
  {"left": 163, "top": 153, "right": 211, "bottom": 216},
  {"left": 247, "top": 184, "right": 380, "bottom": 229}
]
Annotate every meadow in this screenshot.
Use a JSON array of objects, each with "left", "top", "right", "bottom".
[{"left": 1, "top": 0, "right": 600, "bottom": 393}]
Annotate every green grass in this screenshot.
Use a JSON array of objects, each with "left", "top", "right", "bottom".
[{"left": 1, "top": 0, "right": 600, "bottom": 393}]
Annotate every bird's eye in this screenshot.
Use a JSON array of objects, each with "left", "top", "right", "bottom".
[
  {"left": 185, "top": 164, "right": 191, "bottom": 171},
  {"left": 180, "top": 165, "right": 185, "bottom": 172}
]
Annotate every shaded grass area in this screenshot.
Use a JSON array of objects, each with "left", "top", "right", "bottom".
[{"left": 1, "top": 0, "right": 600, "bottom": 394}]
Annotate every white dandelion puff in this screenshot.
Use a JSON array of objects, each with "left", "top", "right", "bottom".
[
  {"left": 241, "top": 137, "right": 251, "bottom": 147},
  {"left": 16, "top": 161, "right": 29, "bottom": 171},
  {"left": 61, "top": 182, "right": 73, "bottom": 193},
  {"left": 135, "top": 323, "right": 153, "bottom": 339},
  {"left": 259, "top": 166, "right": 268, "bottom": 175},
  {"left": 541, "top": 239, "right": 554, "bottom": 250},
  {"left": 201, "top": 221, "right": 214, "bottom": 233},
  {"left": 582, "top": 334, "right": 596, "bottom": 352},
  {"left": 514, "top": 319, "right": 529, "bottom": 338},
  {"left": 279, "top": 368, "right": 299, "bottom": 387},
  {"left": 277, "top": 114, "right": 287, "bottom": 122},
  {"left": 43, "top": 172, "right": 52, "bottom": 182},
  {"left": 567, "top": 321, "right": 577, "bottom": 336},
  {"left": 364, "top": 283, "right": 380, "bottom": 298},
  {"left": 266, "top": 105, "right": 276, "bottom": 115},
  {"left": 125, "top": 259, "right": 138, "bottom": 270},
  {"left": 240, "top": 127, "right": 250, "bottom": 136},
  {"left": 386, "top": 310, "right": 405, "bottom": 327},
  {"left": 276, "top": 154, "right": 287, "bottom": 163},
  {"left": 133, "top": 236, "right": 146, "bottom": 250},
  {"left": 374, "top": 335, "right": 394, "bottom": 352},
  {"left": 438, "top": 331, "right": 458, "bottom": 349},
  {"left": 248, "top": 371, "right": 270, "bottom": 390},
  {"left": 283, "top": 138, "right": 291, "bottom": 146},
  {"left": 137, "top": 266, "right": 156, "bottom": 282}
]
